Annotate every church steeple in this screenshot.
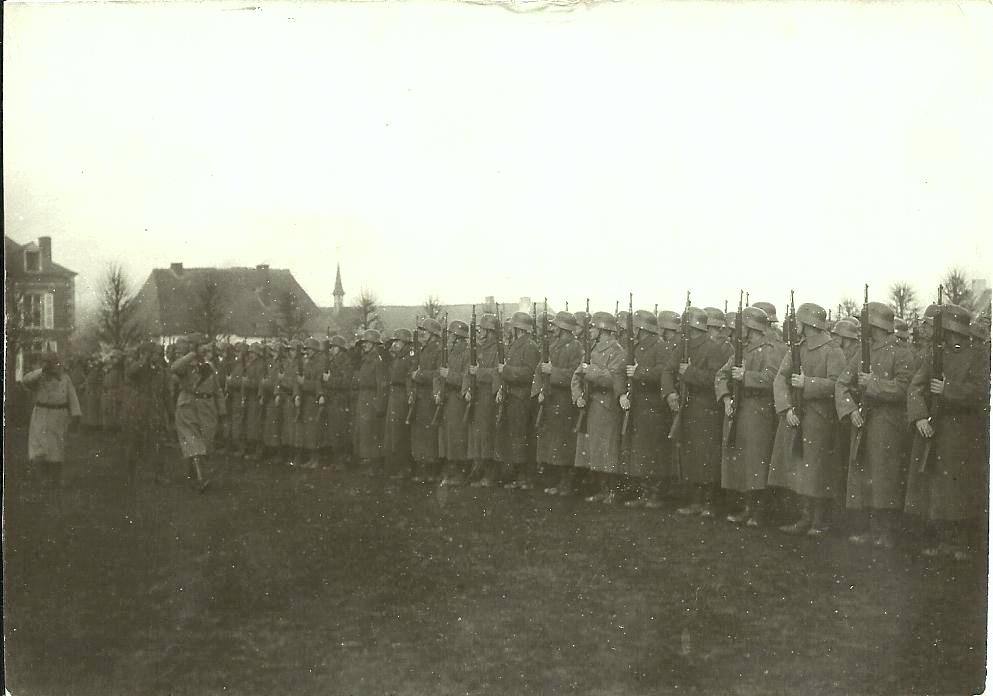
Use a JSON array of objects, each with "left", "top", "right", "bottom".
[{"left": 333, "top": 263, "right": 345, "bottom": 313}]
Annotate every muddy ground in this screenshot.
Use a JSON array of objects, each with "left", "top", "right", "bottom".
[{"left": 3, "top": 426, "right": 987, "bottom": 695}]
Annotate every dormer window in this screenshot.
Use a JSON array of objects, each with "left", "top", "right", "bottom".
[{"left": 25, "top": 250, "right": 41, "bottom": 272}]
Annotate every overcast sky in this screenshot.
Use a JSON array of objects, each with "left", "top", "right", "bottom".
[{"left": 4, "top": 0, "right": 992, "bottom": 318}]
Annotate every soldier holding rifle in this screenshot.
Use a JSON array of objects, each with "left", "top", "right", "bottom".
[
  {"left": 384, "top": 328, "right": 415, "bottom": 482},
  {"left": 718, "top": 304, "right": 785, "bottom": 526},
  {"left": 661, "top": 306, "right": 728, "bottom": 517},
  {"left": 536, "top": 311, "right": 583, "bottom": 497},
  {"left": 620, "top": 308, "right": 674, "bottom": 509},
  {"left": 572, "top": 311, "right": 627, "bottom": 504},
  {"left": 410, "top": 317, "right": 444, "bottom": 483},
  {"left": 467, "top": 312, "right": 503, "bottom": 488},
  {"left": 439, "top": 319, "right": 471, "bottom": 487},
  {"left": 835, "top": 300, "right": 915, "bottom": 547},
  {"left": 495, "top": 311, "right": 541, "bottom": 490},
  {"left": 904, "top": 303, "right": 990, "bottom": 561},
  {"left": 767, "top": 302, "right": 845, "bottom": 535}
]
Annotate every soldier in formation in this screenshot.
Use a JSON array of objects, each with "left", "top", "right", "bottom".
[{"left": 55, "top": 291, "right": 988, "bottom": 555}]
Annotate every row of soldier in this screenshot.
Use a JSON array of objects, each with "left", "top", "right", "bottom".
[{"left": 61, "top": 293, "right": 990, "bottom": 561}]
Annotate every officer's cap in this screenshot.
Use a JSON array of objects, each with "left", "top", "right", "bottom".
[
  {"left": 359, "top": 329, "right": 383, "bottom": 344},
  {"left": 393, "top": 328, "right": 413, "bottom": 343},
  {"left": 942, "top": 304, "right": 973, "bottom": 338},
  {"left": 893, "top": 317, "right": 910, "bottom": 340},
  {"left": 449, "top": 320, "right": 470, "bottom": 339}
]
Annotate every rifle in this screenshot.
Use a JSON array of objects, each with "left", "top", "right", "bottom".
[
  {"left": 430, "top": 313, "right": 448, "bottom": 427},
  {"left": 405, "top": 317, "right": 420, "bottom": 425},
  {"left": 464, "top": 306, "right": 477, "bottom": 424},
  {"left": 495, "top": 305, "right": 507, "bottom": 426},
  {"left": 726, "top": 290, "right": 744, "bottom": 448},
  {"left": 785, "top": 291, "right": 803, "bottom": 454},
  {"left": 621, "top": 292, "right": 635, "bottom": 437},
  {"left": 850, "top": 285, "right": 870, "bottom": 467},
  {"left": 295, "top": 358, "right": 304, "bottom": 423},
  {"left": 667, "top": 291, "right": 692, "bottom": 443},
  {"left": 535, "top": 298, "right": 550, "bottom": 428},
  {"left": 574, "top": 298, "right": 593, "bottom": 434},
  {"left": 918, "top": 285, "right": 944, "bottom": 473}
]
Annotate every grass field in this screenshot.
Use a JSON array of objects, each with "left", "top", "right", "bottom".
[{"left": 2, "top": 425, "right": 988, "bottom": 696}]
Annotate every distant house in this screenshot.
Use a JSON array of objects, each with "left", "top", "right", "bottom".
[
  {"left": 4, "top": 235, "right": 77, "bottom": 377},
  {"left": 132, "top": 263, "right": 321, "bottom": 344}
]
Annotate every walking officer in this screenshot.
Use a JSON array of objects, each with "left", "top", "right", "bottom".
[
  {"left": 384, "top": 329, "right": 415, "bottom": 481},
  {"left": 354, "top": 329, "right": 388, "bottom": 475},
  {"left": 297, "top": 338, "right": 327, "bottom": 469},
  {"left": 171, "top": 334, "right": 227, "bottom": 492},
  {"left": 322, "top": 336, "right": 355, "bottom": 470}
]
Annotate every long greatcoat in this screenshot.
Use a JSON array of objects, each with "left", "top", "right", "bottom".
[
  {"left": 225, "top": 360, "right": 247, "bottom": 442},
  {"left": 622, "top": 333, "right": 677, "bottom": 479},
  {"left": 354, "top": 348, "right": 388, "bottom": 460},
  {"left": 716, "top": 337, "right": 785, "bottom": 492},
  {"left": 572, "top": 335, "right": 626, "bottom": 474},
  {"left": 121, "top": 359, "right": 170, "bottom": 455},
  {"left": 242, "top": 358, "right": 264, "bottom": 443},
  {"left": 466, "top": 338, "right": 500, "bottom": 462},
  {"left": 24, "top": 369, "right": 82, "bottom": 463},
  {"left": 101, "top": 363, "right": 125, "bottom": 429},
  {"left": 836, "top": 336, "right": 915, "bottom": 510},
  {"left": 323, "top": 350, "right": 354, "bottom": 453},
  {"left": 441, "top": 342, "right": 471, "bottom": 462},
  {"left": 81, "top": 364, "right": 103, "bottom": 428},
  {"left": 767, "top": 333, "right": 846, "bottom": 499},
  {"left": 384, "top": 351, "right": 414, "bottom": 469},
  {"left": 533, "top": 334, "right": 583, "bottom": 467},
  {"left": 410, "top": 338, "right": 442, "bottom": 463},
  {"left": 171, "top": 353, "right": 227, "bottom": 458},
  {"left": 660, "top": 333, "right": 732, "bottom": 485},
  {"left": 297, "top": 354, "right": 326, "bottom": 450},
  {"left": 904, "top": 341, "right": 991, "bottom": 521},
  {"left": 495, "top": 334, "right": 540, "bottom": 466},
  {"left": 259, "top": 359, "right": 288, "bottom": 448}
]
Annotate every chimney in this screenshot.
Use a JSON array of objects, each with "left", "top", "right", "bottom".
[
  {"left": 484, "top": 295, "right": 495, "bottom": 312},
  {"left": 519, "top": 296, "right": 531, "bottom": 312},
  {"left": 39, "top": 236, "right": 52, "bottom": 268},
  {"left": 170, "top": 262, "right": 184, "bottom": 275}
]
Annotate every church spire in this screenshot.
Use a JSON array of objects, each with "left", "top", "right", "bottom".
[{"left": 333, "top": 262, "right": 345, "bottom": 313}]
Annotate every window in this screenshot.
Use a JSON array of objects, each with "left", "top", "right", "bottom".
[
  {"left": 24, "top": 250, "right": 40, "bottom": 272},
  {"left": 21, "top": 292, "right": 54, "bottom": 329}
]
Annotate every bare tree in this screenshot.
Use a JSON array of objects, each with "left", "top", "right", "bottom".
[
  {"left": 276, "top": 291, "right": 311, "bottom": 340},
  {"left": 887, "top": 282, "right": 919, "bottom": 318},
  {"left": 839, "top": 297, "right": 859, "bottom": 317},
  {"left": 941, "top": 267, "right": 973, "bottom": 308},
  {"left": 190, "top": 273, "right": 229, "bottom": 341},
  {"left": 422, "top": 295, "right": 443, "bottom": 320},
  {"left": 355, "top": 289, "right": 380, "bottom": 331},
  {"left": 98, "top": 263, "right": 142, "bottom": 349}
]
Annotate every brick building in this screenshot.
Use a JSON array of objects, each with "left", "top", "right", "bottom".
[{"left": 4, "top": 235, "right": 77, "bottom": 378}]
